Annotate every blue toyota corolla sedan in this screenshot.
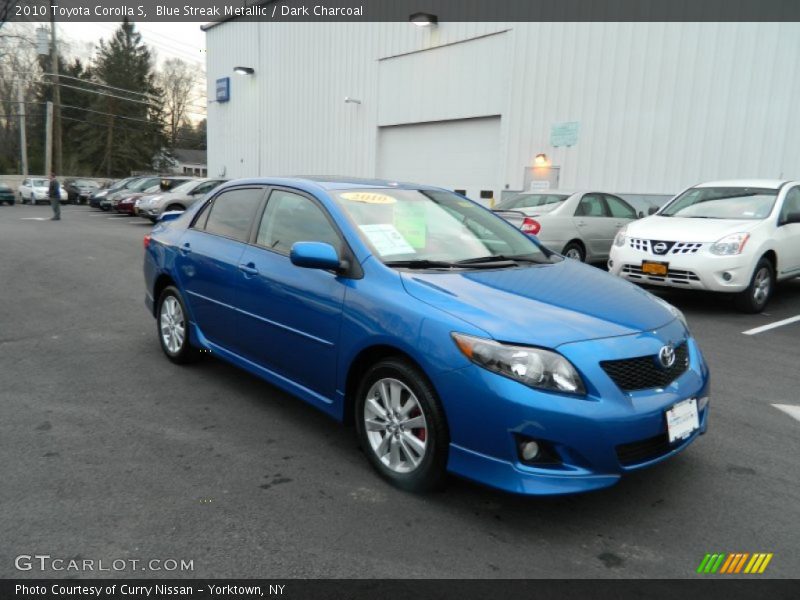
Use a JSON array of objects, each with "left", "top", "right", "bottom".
[{"left": 143, "top": 177, "right": 710, "bottom": 495}]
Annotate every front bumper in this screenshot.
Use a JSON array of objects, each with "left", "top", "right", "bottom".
[
  {"left": 609, "top": 243, "right": 755, "bottom": 292},
  {"left": 438, "top": 319, "right": 710, "bottom": 495}
]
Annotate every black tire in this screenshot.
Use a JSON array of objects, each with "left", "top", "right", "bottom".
[
  {"left": 355, "top": 357, "right": 449, "bottom": 493},
  {"left": 734, "top": 258, "right": 774, "bottom": 313},
  {"left": 562, "top": 241, "right": 586, "bottom": 262},
  {"left": 156, "top": 286, "right": 201, "bottom": 364}
]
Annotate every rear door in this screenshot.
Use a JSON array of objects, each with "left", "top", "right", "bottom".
[
  {"left": 174, "top": 186, "right": 266, "bottom": 352},
  {"left": 236, "top": 187, "right": 348, "bottom": 400},
  {"left": 572, "top": 193, "right": 617, "bottom": 258}
]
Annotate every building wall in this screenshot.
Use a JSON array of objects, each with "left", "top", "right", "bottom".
[{"left": 206, "top": 21, "right": 800, "bottom": 201}]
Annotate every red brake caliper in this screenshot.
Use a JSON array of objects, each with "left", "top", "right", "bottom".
[{"left": 409, "top": 407, "right": 426, "bottom": 441}]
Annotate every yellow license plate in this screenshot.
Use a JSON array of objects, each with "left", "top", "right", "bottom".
[{"left": 641, "top": 261, "right": 668, "bottom": 276}]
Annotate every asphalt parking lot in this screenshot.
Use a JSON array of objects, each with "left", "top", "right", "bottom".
[{"left": 1, "top": 203, "right": 799, "bottom": 579}]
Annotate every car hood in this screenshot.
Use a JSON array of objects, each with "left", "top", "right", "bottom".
[
  {"left": 400, "top": 259, "right": 675, "bottom": 347},
  {"left": 626, "top": 216, "right": 762, "bottom": 242}
]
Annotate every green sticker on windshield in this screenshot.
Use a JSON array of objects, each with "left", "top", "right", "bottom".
[{"left": 394, "top": 203, "right": 427, "bottom": 248}]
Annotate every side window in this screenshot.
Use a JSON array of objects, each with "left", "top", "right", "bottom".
[
  {"left": 781, "top": 187, "right": 800, "bottom": 221},
  {"left": 575, "top": 193, "right": 608, "bottom": 217},
  {"left": 194, "top": 181, "right": 216, "bottom": 195},
  {"left": 256, "top": 190, "right": 340, "bottom": 254},
  {"left": 202, "top": 188, "right": 263, "bottom": 241},
  {"left": 605, "top": 195, "right": 637, "bottom": 219}
]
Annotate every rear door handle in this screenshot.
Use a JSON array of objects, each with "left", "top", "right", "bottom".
[
  {"left": 238, "top": 263, "right": 259, "bottom": 276},
  {"left": 179, "top": 242, "right": 191, "bottom": 255}
]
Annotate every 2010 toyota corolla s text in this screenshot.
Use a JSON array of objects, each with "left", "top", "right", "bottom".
[{"left": 143, "top": 177, "right": 710, "bottom": 495}]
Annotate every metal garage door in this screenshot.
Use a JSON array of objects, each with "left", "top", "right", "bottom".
[{"left": 376, "top": 116, "right": 501, "bottom": 206}]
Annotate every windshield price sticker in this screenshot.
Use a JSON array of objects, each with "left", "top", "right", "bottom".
[{"left": 359, "top": 224, "right": 416, "bottom": 257}]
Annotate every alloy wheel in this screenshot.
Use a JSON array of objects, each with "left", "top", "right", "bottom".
[
  {"left": 160, "top": 295, "right": 186, "bottom": 354},
  {"left": 363, "top": 378, "right": 428, "bottom": 474},
  {"left": 753, "top": 267, "right": 771, "bottom": 305}
]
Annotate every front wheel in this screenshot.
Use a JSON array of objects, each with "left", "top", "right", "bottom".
[
  {"left": 156, "top": 286, "right": 200, "bottom": 364},
  {"left": 735, "top": 258, "right": 774, "bottom": 313},
  {"left": 355, "top": 358, "right": 449, "bottom": 493}
]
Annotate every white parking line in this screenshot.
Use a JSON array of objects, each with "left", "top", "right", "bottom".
[
  {"left": 742, "top": 316, "right": 800, "bottom": 336},
  {"left": 19, "top": 217, "right": 49, "bottom": 221},
  {"left": 772, "top": 404, "right": 800, "bottom": 423}
]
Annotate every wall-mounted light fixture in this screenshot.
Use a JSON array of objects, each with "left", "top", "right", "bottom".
[
  {"left": 534, "top": 153, "right": 550, "bottom": 167},
  {"left": 409, "top": 12, "right": 438, "bottom": 27},
  {"left": 233, "top": 66, "right": 255, "bottom": 75},
  {"left": 344, "top": 96, "right": 362, "bottom": 104}
]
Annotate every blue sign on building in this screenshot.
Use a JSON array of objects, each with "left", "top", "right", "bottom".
[{"left": 216, "top": 77, "right": 230, "bottom": 103}]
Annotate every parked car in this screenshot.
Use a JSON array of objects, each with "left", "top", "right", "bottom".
[
  {"left": 144, "top": 177, "right": 709, "bottom": 496},
  {"left": 137, "top": 178, "right": 227, "bottom": 222},
  {"left": 101, "top": 176, "right": 162, "bottom": 211},
  {"left": 0, "top": 181, "right": 15, "bottom": 205},
  {"left": 64, "top": 178, "right": 100, "bottom": 204},
  {"left": 115, "top": 177, "right": 195, "bottom": 215},
  {"left": 610, "top": 179, "right": 800, "bottom": 313},
  {"left": 90, "top": 177, "right": 137, "bottom": 208},
  {"left": 494, "top": 191, "right": 642, "bottom": 262},
  {"left": 18, "top": 177, "right": 68, "bottom": 205}
]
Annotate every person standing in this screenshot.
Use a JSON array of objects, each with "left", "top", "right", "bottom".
[{"left": 48, "top": 172, "right": 61, "bottom": 220}]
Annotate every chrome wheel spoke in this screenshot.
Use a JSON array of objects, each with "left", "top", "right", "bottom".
[
  {"left": 366, "top": 397, "right": 388, "bottom": 420},
  {"left": 401, "top": 415, "right": 425, "bottom": 429},
  {"left": 388, "top": 437, "right": 401, "bottom": 468},
  {"left": 398, "top": 436, "right": 422, "bottom": 468},
  {"left": 364, "top": 417, "right": 387, "bottom": 432},
  {"left": 376, "top": 432, "right": 392, "bottom": 457},
  {"left": 401, "top": 431, "right": 426, "bottom": 456}
]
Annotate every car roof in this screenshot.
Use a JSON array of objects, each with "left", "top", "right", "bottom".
[
  {"left": 694, "top": 179, "right": 793, "bottom": 189},
  {"left": 227, "top": 176, "right": 445, "bottom": 192}
]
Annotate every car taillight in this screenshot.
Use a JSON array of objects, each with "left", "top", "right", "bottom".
[
  {"left": 521, "top": 217, "right": 541, "bottom": 235},
  {"left": 143, "top": 234, "right": 151, "bottom": 249}
]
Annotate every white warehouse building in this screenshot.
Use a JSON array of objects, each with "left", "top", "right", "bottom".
[{"left": 205, "top": 21, "right": 800, "bottom": 207}]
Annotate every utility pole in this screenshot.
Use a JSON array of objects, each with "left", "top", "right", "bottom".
[
  {"left": 49, "top": 13, "right": 62, "bottom": 175},
  {"left": 45, "top": 101, "right": 53, "bottom": 176},
  {"left": 17, "top": 82, "right": 28, "bottom": 177}
]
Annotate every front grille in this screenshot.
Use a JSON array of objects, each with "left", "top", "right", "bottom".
[
  {"left": 601, "top": 343, "right": 689, "bottom": 392},
  {"left": 622, "top": 264, "right": 700, "bottom": 285},
  {"left": 616, "top": 433, "right": 672, "bottom": 466},
  {"left": 628, "top": 238, "right": 703, "bottom": 255}
]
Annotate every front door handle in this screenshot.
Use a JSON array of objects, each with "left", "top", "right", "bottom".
[
  {"left": 238, "top": 263, "right": 259, "bottom": 276},
  {"left": 179, "top": 242, "right": 191, "bottom": 255},
  {"left": 576, "top": 220, "right": 586, "bottom": 227}
]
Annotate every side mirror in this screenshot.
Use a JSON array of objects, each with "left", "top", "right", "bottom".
[
  {"left": 158, "top": 210, "right": 183, "bottom": 223},
  {"left": 637, "top": 211, "right": 644, "bottom": 218},
  {"left": 781, "top": 211, "right": 800, "bottom": 225},
  {"left": 290, "top": 241, "right": 343, "bottom": 271},
  {"left": 648, "top": 206, "right": 659, "bottom": 216}
]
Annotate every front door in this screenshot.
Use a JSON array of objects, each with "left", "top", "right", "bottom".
[
  {"left": 572, "top": 193, "right": 618, "bottom": 258},
  {"left": 774, "top": 185, "right": 800, "bottom": 277},
  {"left": 236, "top": 188, "right": 347, "bottom": 400}
]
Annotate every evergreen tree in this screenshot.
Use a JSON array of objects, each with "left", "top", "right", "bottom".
[{"left": 77, "top": 19, "right": 166, "bottom": 177}]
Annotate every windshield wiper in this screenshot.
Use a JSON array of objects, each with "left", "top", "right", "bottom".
[
  {"left": 456, "top": 254, "right": 543, "bottom": 265},
  {"left": 384, "top": 259, "right": 460, "bottom": 269}
]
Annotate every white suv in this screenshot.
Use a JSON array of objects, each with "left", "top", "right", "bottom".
[{"left": 609, "top": 180, "right": 800, "bottom": 312}]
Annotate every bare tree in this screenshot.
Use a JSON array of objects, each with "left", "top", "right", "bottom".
[{"left": 158, "top": 58, "right": 198, "bottom": 149}]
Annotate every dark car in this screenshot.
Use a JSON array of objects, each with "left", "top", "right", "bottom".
[
  {"left": 64, "top": 179, "right": 100, "bottom": 204},
  {"left": 90, "top": 177, "right": 139, "bottom": 209},
  {"left": 0, "top": 181, "right": 15, "bottom": 205}
]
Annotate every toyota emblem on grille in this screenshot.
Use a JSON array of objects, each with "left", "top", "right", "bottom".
[
  {"left": 658, "top": 344, "right": 676, "bottom": 369},
  {"left": 653, "top": 242, "right": 668, "bottom": 254}
]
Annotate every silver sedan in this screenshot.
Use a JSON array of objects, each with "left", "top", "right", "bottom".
[{"left": 494, "top": 191, "right": 642, "bottom": 262}]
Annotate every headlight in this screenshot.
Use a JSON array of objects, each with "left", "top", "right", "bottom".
[
  {"left": 614, "top": 225, "right": 628, "bottom": 247},
  {"left": 709, "top": 232, "right": 750, "bottom": 255},
  {"left": 452, "top": 333, "right": 586, "bottom": 395}
]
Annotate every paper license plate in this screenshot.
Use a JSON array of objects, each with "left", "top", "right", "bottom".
[
  {"left": 642, "top": 261, "right": 669, "bottom": 276},
  {"left": 666, "top": 398, "right": 699, "bottom": 443}
]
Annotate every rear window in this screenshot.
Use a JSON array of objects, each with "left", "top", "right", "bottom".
[
  {"left": 496, "top": 193, "right": 568, "bottom": 210},
  {"left": 202, "top": 188, "right": 264, "bottom": 242}
]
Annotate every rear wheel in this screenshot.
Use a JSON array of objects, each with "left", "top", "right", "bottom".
[
  {"left": 562, "top": 241, "right": 585, "bottom": 262},
  {"left": 355, "top": 358, "right": 449, "bottom": 493},
  {"left": 735, "top": 258, "right": 774, "bottom": 313},
  {"left": 156, "top": 286, "right": 200, "bottom": 364}
]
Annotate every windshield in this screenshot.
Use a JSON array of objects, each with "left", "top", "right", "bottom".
[
  {"left": 32, "top": 179, "right": 48, "bottom": 187},
  {"left": 129, "top": 177, "right": 160, "bottom": 192},
  {"left": 170, "top": 180, "right": 201, "bottom": 194},
  {"left": 333, "top": 188, "right": 548, "bottom": 266},
  {"left": 496, "top": 193, "right": 569, "bottom": 211},
  {"left": 661, "top": 187, "right": 778, "bottom": 219}
]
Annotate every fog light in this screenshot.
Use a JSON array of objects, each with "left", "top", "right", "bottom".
[
  {"left": 722, "top": 272, "right": 733, "bottom": 282},
  {"left": 521, "top": 441, "right": 540, "bottom": 461}
]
